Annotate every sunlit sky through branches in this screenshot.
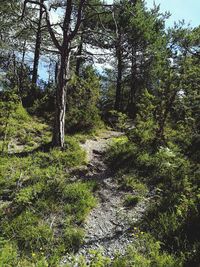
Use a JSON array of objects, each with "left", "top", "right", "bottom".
[{"left": 38, "top": 0, "right": 200, "bottom": 81}]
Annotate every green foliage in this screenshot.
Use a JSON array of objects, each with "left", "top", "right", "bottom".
[
  {"left": 112, "top": 233, "right": 182, "bottom": 267},
  {"left": 0, "top": 93, "right": 50, "bottom": 153},
  {"left": 120, "top": 173, "right": 148, "bottom": 195},
  {"left": 107, "top": 84, "right": 199, "bottom": 265},
  {"left": 0, "top": 239, "right": 18, "bottom": 267},
  {"left": 35, "top": 137, "right": 86, "bottom": 169},
  {"left": 106, "top": 110, "right": 129, "bottom": 131},
  {"left": 124, "top": 194, "right": 141, "bottom": 207},
  {"left": 66, "top": 67, "right": 102, "bottom": 133},
  {"left": 106, "top": 135, "right": 136, "bottom": 169},
  {"left": 63, "top": 182, "right": 97, "bottom": 224},
  {"left": 127, "top": 89, "right": 157, "bottom": 148},
  {"left": 64, "top": 227, "right": 85, "bottom": 252},
  {"left": 2, "top": 210, "right": 53, "bottom": 251},
  {"left": 0, "top": 112, "right": 98, "bottom": 265}
]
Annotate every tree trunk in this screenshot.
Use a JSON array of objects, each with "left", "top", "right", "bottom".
[
  {"left": 127, "top": 46, "right": 137, "bottom": 118},
  {"left": 32, "top": 0, "right": 44, "bottom": 85},
  {"left": 19, "top": 40, "right": 26, "bottom": 104},
  {"left": 75, "top": 34, "right": 83, "bottom": 76},
  {"left": 114, "top": 36, "right": 122, "bottom": 111},
  {"left": 52, "top": 49, "right": 70, "bottom": 148}
]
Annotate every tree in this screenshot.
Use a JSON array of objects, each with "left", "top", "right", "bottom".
[
  {"left": 23, "top": 0, "right": 87, "bottom": 148},
  {"left": 31, "top": 0, "right": 45, "bottom": 86}
]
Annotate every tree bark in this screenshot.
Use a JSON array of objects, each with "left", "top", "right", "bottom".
[
  {"left": 32, "top": 0, "right": 44, "bottom": 85},
  {"left": 52, "top": 49, "right": 70, "bottom": 148},
  {"left": 114, "top": 34, "right": 122, "bottom": 111},
  {"left": 19, "top": 40, "right": 26, "bottom": 103},
  {"left": 75, "top": 34, "right": 83, "bottom": 76},
  {"left": 127, "top": 46, "right": 137, "bottom": 117}
]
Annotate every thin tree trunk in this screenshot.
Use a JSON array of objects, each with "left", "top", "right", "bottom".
[
  {"left": 55, "top": 61, "right": 58, "bottom": 84},
  {"left": 32, "top": 0, "right": 44, "bottom": 85},
  {"left": 19, "top": 40, "right": 26, "bottom": 99},
  {"left": 75, "top": 34, "right": 83, "bottom": 76},
  {"left": 127, "top": 46, "right": 137, "bottom": 117},
  {"left": 114, "top": 36, "right": 122, "bottom": 111}
]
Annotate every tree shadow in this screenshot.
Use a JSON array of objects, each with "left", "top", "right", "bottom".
[{"left": 1, "top": 142, "right": 53, "bottom": 158}]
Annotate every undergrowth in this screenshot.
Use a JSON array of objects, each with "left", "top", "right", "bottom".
[
  {"left": 0, "top": 104, "right": 97, "bottom": 266},
  {"left": 105, "top": 124, "right": 199, "bottom": 266}
]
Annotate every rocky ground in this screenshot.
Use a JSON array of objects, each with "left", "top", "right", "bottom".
[{"left": 62, "top": 130, "right": 151, "bottom": 265}]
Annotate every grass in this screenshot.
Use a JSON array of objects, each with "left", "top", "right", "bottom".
[
  {"left": 0, "top": 103, "right": 51, "bottom": 153},
  {"left": 105, "top": 126, "right": 200, "bottom": 267},
  {"left": 0, "top": 105, "right": 98, "bottom": 265},
  {"left": 119, "top": 173, "right": 148, "bottom": 195},
  {"left": 0, "top": 144, "right": 95, "bottom": 264},
  {"left": 0, "top": 104, "right": 195, "bottom": 266}
]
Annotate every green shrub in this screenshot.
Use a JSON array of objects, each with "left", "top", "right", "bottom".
[
  {"left": 107, "top": 110, "right": 129, "bottom": 131},
  {"left": 14, "top": 182, "right": 45, "bottom": 206},
  {"left": 106, "top": 136, "right": 136, "bottom": 170},
  {"left": 124, "top": 194, "right": 141, "bottom": 207},
  {"left": 66, "top": 66, "right": 102, "bottom": 133}
]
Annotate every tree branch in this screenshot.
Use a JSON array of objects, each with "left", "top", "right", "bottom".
[
  {"left": 69, "top": 0, "right": 86, "bottom": 40},
  {"left": 22, "top": 0, "right": 61, "bottom": 51}
]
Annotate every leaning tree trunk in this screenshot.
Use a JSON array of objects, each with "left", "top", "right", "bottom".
[{"left": 52, "top": 49, "right": 70, "bottom": 148}]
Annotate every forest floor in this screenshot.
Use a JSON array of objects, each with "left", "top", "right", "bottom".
[{"left": 63, "top": 130, "right": 152, "bottom": 264}]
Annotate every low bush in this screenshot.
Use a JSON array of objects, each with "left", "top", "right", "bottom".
[
  {"left": 124, "top": 194, "right": 141, "bottom": 207},
  {"left": 120, "top": 173, "right": 148, "bottom": 195}
]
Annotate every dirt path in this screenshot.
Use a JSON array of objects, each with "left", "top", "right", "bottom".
[
  {"left": 78, "top": 131, "right": 149, "bottom": 258},
  {"left": 62, "top": 130, "right": 150, "bottom": 264}
]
